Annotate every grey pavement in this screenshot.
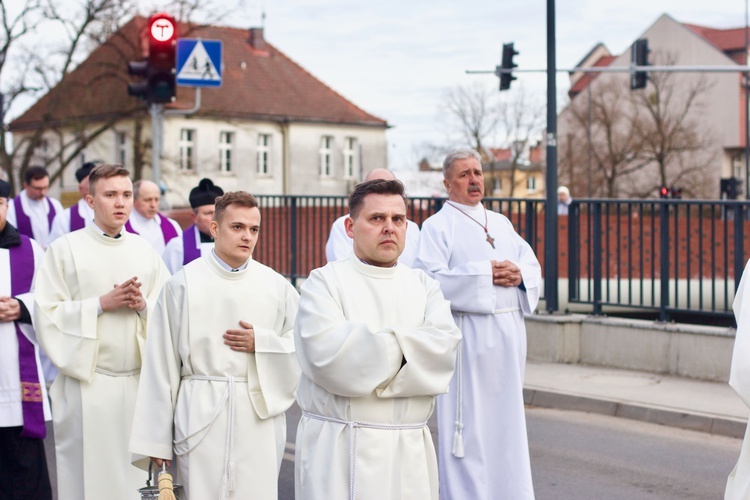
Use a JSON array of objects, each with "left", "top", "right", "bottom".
[{"left": 524, "top": 360, "right": 750, "bottom": 438}]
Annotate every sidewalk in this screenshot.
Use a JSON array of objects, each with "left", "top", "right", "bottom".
[{"left": 524, "top": 361, "right": 749, "bottom": 438}]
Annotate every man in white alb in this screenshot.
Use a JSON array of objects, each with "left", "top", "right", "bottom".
[
  {"left": 48, "top": 161, "right": 98, "bottom": 243},
  {"left": 295, "top": 179, "right": 461, "bottom": 500},
  {"left": 7, "top": 166, "right": 64, "bottom": 249},
  {"left": 125, "top": 179, "right": 181, "bottom": 254},
  {"left": 130, "top": 191, "right": 300, "bottom": 499},
  {"left": 726, "top": 259, "right": 750, "bottom": 498},
  {"left": 416, "top": 149, "right": 542, "bottom": 500},
  {"left": 34, "top": 165, "right": 170, "bottom": 500},
  {"left": 325, "top": 168, "right": 421, "bottom": 266},
  {"left": 162, "top": 178, "right": 223, "bottom": 274}
]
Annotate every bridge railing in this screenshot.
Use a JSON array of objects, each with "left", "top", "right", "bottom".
[{"left": 248, "top": 195, "right": 749, "bottom": 323}]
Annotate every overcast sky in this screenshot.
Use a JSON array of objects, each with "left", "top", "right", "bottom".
[
  {"left": 233, "top": 1, "right": 745, "bottom": 170},
  {"left": 7, "top": 0, "right": 746, "bottom": 171}
]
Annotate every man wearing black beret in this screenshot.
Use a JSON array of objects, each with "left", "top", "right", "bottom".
[{"left": 162, "top": 178, "right": 224, "bottom": 274}]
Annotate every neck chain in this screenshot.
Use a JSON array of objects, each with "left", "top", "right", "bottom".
[{"left": 446, "top": 202, "right": 495, "bottom": 249}]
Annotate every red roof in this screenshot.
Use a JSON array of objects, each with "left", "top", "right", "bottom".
[
  {"left": 568, "top": 55, "right": 615, "bottom": 98},
  {"left": 685, "top": 24, "right": 749, "bottom": 52},
  {"left": 10, "top": 16, "right": 387, "bottom": 131}
]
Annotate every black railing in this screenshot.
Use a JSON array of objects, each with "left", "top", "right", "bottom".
[
  {"left": 250, "top": 194, "right": 750, "bottom": 324},
  {"left": 567, "top": 199, "right": 749, "bottom": 323}
]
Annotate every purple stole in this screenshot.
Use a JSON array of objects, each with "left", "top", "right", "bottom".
[
  {"left": 70, "top": 203, "right": 85, "bottom": 231},
  {"left": 182, "top": 225, "right": 201, "bottom": 265},
  {"left": 125, "top": 213, "right": 179, "bottom": 244},
  {"left": 9, "top": 236, "right": 46, "bottom": 439},
  {"left": 13, "top": 196, "right": 57, "bottom": 240}
]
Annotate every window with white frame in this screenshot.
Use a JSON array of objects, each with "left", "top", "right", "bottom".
[
  {"left": 527, "top": 175, "right": 537, "bottom": 192},
  {"left": 257, "top": 134, "right": 271, "bottom": 175},
  {"left": 319, "top": 136, "right": 334, "bottom": 177},
  {"left": 115, "top": 131, "right": 127, "bottom": 167},
  {"left": 179, "top": 129, "right": 196, "bottom": 171},
  {"left": 219, "top": 131, "right": 234, "bottom": 173},
  {"left": 343, "top": 137, "right": 357, "bottom": 178}
]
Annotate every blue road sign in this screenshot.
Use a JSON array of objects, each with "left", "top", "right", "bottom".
[{"left": 176, "top": 39, "right": 222, "bottom": 87}]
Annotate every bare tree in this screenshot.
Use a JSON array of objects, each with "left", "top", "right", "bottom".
[
  {"left": 630, "top": 52, "right": 716, "bottom": 198},
  {"left": 559, "top": 79, "right": 648, "bottom": 198},
  {"left": 498, "top": 85, "right": 544, "bottom": 197},
  {"left": 1, "top": 0, "right": 247, "bottom": 194},
  {"left": 439, "top": 81, "right": 500, "bottom": 164}
]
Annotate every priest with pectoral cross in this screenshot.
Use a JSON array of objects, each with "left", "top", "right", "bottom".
[{"left": 416, "top": 149, "right": 542, "bottom": 500}]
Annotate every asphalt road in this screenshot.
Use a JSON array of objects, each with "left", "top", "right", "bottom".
[{"left": 43, "top": 403, "right": 742, "bottom": 499}]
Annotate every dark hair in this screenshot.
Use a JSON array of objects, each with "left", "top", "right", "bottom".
[
  {"left": 88, "top": 164, "right": 130, "bottom": 195},
  {"left": 214, "top": 191, "right": 259, "bottom": 222},
  {"left": 23, "top": 166, "right": 49, "bottom": 185},
  {"left": 348, "top": 179, "right": 407, "bottom": 219}
]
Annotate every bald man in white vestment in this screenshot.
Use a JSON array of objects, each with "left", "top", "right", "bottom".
[
  {"left": 295, "top": 179, "right": 461, "bottom": 500},
  {"left": 34, "top": 165, "right": 170, "bottom": 500},
  {"left": 130, "top": 191, "right": 300, "bottom": 500},
  {"left": 325, "top": 168, "right": 421, "bottom": 266},
  {"left": 725, "top": 259, "right": 750, "bottom": 499},
  {"left": 416, "top": 149, "right": 542, "bottom": 500},
  {"left": 125, "top": 180, "right": 181, "bottom": 254}
]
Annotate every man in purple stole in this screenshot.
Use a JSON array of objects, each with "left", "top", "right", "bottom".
[
  {"left": 125, "top": 179, "right": 181, "bottom": 254},
  {"left": 49, "top": 161, "right": 98, "bottom": 243},
  {"left": 0, "top": 179, "right": 53, "bottom": 499},
  {"left": 162, "top": 178, "right": 224, "bottom": 274},
  {"left": 7, "top": 166, "right": 64, "bottom": 249}
]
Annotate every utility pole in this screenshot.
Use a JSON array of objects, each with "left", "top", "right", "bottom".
[{"left": 544, "top": 0, "right": 559, "bottom": 312}]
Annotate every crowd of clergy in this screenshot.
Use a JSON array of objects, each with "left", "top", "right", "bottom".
[{"left": 3, "top": 151, "right": 750, "bottom": 500}]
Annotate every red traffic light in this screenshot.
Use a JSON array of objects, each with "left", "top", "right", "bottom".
[
  {"left": 149, "top": 14, "right": 176, "bottom": 44},
  {"left": 659, "top": 186, "right": 669, "bottom": 198}
]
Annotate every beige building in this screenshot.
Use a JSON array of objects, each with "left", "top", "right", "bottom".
[
  {"left": 559, "top": 13, "right": 746, "bottom": 199},
  {"left": 9, "top": 17, "right": 388, "bottom": 205}
]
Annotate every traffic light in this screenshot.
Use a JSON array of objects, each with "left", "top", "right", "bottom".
[
  {"left": 720, "top": 177, "right": 742, "bottom": 199},
  {"left": 630, "top": 38, "right": 649, "bottom": 90},
  {"left": 497, "top": 42, "right": 518, "bottom": 91},
  {"left": 127, "top": 13, "right": 177, "bottom": 104},
  {"left": 670, "top": 187, "right": 682, "bottom": 199},
  {"left": 659, "top": 185, "right": 669, "bottom": 198}
]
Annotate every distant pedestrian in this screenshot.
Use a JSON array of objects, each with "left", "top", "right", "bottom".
[
  {"left": 416, "top": 149, "right": 542, "bottom": 499},
  {"left": 295, "top": 179, "right": 460, "bottom": 499},
  {"left": 8, "top": 166, "right": 64, "bottom": 249},
  {"left": 0, "top": 179, "right": 52, "bottom": 500},
  {"left": 558, "top": 185, "right": 572, "bottom": 216}
]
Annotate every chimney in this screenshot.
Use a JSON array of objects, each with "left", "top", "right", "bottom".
[{"left": 249, "top": 27, "right": 266, "bottom": 51}]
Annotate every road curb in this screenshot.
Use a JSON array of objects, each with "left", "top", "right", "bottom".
[{"left": 523, "top": 387, "right": 747, "bottom": 439}]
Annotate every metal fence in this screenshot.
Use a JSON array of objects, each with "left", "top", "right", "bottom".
[{"left": 250, "top": 194, "right": 750, "bottom": 324}]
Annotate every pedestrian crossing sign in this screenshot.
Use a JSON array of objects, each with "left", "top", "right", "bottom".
[{"left": 176, "top": 39, "right": 223, "bottom": 88}]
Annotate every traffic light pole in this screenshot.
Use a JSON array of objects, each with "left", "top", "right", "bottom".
[
  {"left": 544, "top": 0, "right": 559, "bottom": 312},
  {"left": 150, "top": 103, "right": 164, "bottom": 184}
]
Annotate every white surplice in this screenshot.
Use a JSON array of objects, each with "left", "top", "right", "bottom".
[
  {"left": 294, "top": 253, "right": 461, "bottom": 500},
  {"left": 130, "top": 254, "right": 300, "bottom": 500},
  {"left": 161, "top": 225, "right": 215, "bottom": 274},
  {"left": 325, "top": 214, "right": 421, "bottom": 266},
  {"left": 725, "top": 259, "right": 750, "bottom": 499},
  {"left": 127, "top": 210, "right": 182, "bottom": 255},
  {"left": 416, "top": 201, "right": 542, "bottom": 500},
  {"left": 7, "top": 190, "right": 64, "bottom": 249},
  {"left": 33, "top": 224, "right": 170, "bottom": 500},
  {"left": 48, "top": 198, "right": 95, "bottom": 244},
  {"left": 0, "top": 236, "right": 52, "bottom": 428}
]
